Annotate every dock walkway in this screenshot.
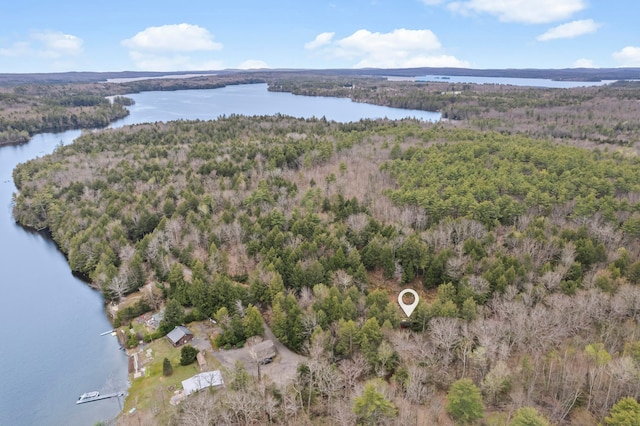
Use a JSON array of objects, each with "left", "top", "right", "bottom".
[{"left": 76, "top": 392, "right": 125, "bottom": 405}]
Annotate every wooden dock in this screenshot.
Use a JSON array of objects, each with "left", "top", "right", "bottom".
[{"left": 76, "top": 391, "right": 125, "bottom": 405}]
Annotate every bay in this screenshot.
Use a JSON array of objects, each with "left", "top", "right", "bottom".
[
  {"left": 109, "top": 82, "right": 440, "bottom": 127},
  {"left": 0, "top": 82, "right": 439, "bottom": 426}
]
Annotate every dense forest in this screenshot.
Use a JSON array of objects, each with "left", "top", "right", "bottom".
[
  {"left": 0, "top": 75, "right": 266, "bottom": 145},
  {"left": 0, "top": 89, "right": 131, "bottom": 145},
  {"left": 12, "top": 110, "right": 640, "bottom": 424},
  {"left": 269, "top": 75, "right": 640, "bottom": 149}
]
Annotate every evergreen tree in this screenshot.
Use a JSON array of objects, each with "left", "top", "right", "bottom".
[
  {"left": 510, "top": 407, "right": 550, "bottom": 426},
  {"left": 162, "top": 357, "right": 173, "bottom": 377},
  {"left": 160, "top": 298, "right": 185, "bottom": 334},
  {"left": 446, "top": 378, "right": 484, "bottom": 425},
  {"left": 180, "top": 345, "right": 199, "bottom": 366},
  {"left": 359, "top": 317, "right": 382, "bottom": 365},
  {"left": 353, "top": 380, "right": 397, "bottom": 425},
  {"left": 605, "top": 397, "right": 640, "bottom": 426},
  {"left": 335, "top": 319, "right": 359, "bottom": 357},
  {"left": 243, "top": 305, "right": 264, "bottom": 337}
]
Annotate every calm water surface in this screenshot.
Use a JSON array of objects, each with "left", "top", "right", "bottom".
[
  {"left": 414, "top": 75, "right": 616, "bottom": 88},
  {"left": 0, "top": 83, "right": 439, "bottom": 425},
  {"left": 0, "top": 131, "right": 128, "bottom": 426},
  {"left": 110, "top": 82, "right": 440, "bottom": 126}
]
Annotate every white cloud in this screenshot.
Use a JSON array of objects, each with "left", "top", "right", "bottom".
[
  {"left": 0, "top": 31, "right": 83, "bottom": 59},
  {"left": 123, "top": 24, "right": 223, "bottom": 71},
  {"left": 338, "top": 29, "right": 441, "bottom": 53},
  {"left": 537, "top": 19, "right": 600, "bottom": 41},
  {"left": 448, "top": 0, "right": 586, "bottom": 24},
  {"left": 304, "top": 32, "right": 335, "bottom": 50},
  {"left": 32, "top": 31, "right": 83, "bottom": 57},
  {"left": 128, "top": 51, "right": 222, "bottom": 71},
  {"left": 305, "top": 28, "right": 468, "bottom": 68},
  {"left": 0, "top": 41, "right": 31, "bottom": 57},
  {"left": 122, "top": 24, "right": 222, "bottom": 52},
  {"left": 237, "top": 59, "right": 269, "bottom": 69},
  {"left": 573, "top": 58, "right": 595, "bottom": 68},
  {"left": 613, "top": 46, "right": 640, "bottom": 67}
]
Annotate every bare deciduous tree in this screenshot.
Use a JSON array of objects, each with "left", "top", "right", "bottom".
[
  {"left": 429, "top": 317, "right": 461, "bottom": 367},
  {"left": 178, "top": 392, "right": 219, "bottom": 426},
  {"left": 339, "top": 353, "right": 368, "bottom": 390},
  {"left": 107, "top": 272, "right": 131, "bottom": 302}
]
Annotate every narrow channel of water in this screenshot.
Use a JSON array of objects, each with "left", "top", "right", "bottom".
[{"left": 0, "top": 131, "right": 129, "bottom": 426}]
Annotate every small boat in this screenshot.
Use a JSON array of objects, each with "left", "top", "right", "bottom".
[{"left": 78, "top": 391, "right": 99, "bottom": 401}]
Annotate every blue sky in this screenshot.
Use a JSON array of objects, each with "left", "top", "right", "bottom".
[{"left": 0, "top": 0, "right": 638, "bottom": 73}]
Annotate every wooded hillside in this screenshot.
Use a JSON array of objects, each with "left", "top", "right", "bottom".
[{"left": 12, "top": 114, "right": 640, "bottom": 424}]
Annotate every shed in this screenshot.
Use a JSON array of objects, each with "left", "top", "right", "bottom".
[
  {"left": 146, "top": 310, "right": 164, "bottom": 330},
  {"left": 196, "top": 351, "right": 207, "bottom": 370},
  {"left": 167, "top": 326, "right": 194, "bottom": 347},
  {"left": 182, "top": 370, "right": 224, "bottom": 396}
]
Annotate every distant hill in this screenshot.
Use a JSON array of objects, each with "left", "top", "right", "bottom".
[
  {"left": 0, "top": 71, "right": 222, "bottom": 86},
  {"left": 320, "top": 67, "right": 640, "bottom": 82},
  {"left": 1, "top": 67, "right": 640, "bottom": 86}
]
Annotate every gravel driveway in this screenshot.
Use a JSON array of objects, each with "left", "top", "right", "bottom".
[{"left": 212, "top": 323, "right": 307, "bottom": 386}]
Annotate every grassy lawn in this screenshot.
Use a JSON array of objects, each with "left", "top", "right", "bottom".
[{"left": 121, "top": 324, "right": 222, "bottom": 423}]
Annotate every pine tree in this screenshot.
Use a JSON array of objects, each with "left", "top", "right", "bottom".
[
  {"left": 160, "top": 298, "right": 184, "bottom": 334},
  {"left": 353, "top": 380, "right": 397, "bottom": 425},
  {"left": 446, "top": 378, "right": 484, "bottom": 425},
  {"left": 180, "top": 345, "right": 199, "bottom": 366},
  {"left": 243, "top": 305, "right": 265, "bottom": 338},
  {"left": 510, "top": 407, "right": 550, "bottom": 426},
  {"left": 605, "top": 397, "right": 640, "bottom": 426},
  {"left": 162, "top": 357, "right": 173, "bottom": 376}
]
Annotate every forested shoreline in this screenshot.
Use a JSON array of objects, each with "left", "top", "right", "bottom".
[
  {"left": 11, "top": 107, "right": 640, "bottom": 424},
  {"left": 269, "top": 75, "right": 640, "bottom": 149},
  {"left": 0, "top": 91, "right": 131, "bottom": 145},
  {"left": 0, "top": 74, "right": 264, "bottom": 146}
]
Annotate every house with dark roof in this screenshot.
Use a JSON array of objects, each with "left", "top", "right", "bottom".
[{"left": 166, "top": 325, "right": 194, "bottom": 347}]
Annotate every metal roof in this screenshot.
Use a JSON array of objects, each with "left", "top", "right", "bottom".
[
  {"left": 166, "top": 326, "right": 193, "bottom": 344},
  {"left": 182, "top": 370, "right": 224, "bottom": 396}
]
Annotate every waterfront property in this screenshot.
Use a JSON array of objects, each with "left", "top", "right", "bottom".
[{"left": 166, "top": 326, "right": 194, "bottom": 347}]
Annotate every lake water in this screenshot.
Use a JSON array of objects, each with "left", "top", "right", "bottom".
[
  {"left": 412, "top": 75, "right": 616, "bottom": 88},
  {"left": 109, "top": 83, "right": 440, "bottom": 126},
  {"left": 0, "top": 131, "right": 129, "bottom": 426},
  {"left": 0, "top": 83, "right": 439, "bottom": 426}
]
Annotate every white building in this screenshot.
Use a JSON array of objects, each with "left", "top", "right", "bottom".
[{"left": 181, "top": 370, "right": 224, "bottom": 396}]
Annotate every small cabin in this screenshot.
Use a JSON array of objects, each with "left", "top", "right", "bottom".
[
  {"left": 166, "top": 326, "right": 194, "bottom": 347},
  {"left": 251, "top": 339, "right": 277, "bottom": 363}
]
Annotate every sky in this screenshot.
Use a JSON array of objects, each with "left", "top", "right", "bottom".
[{"left": 0, "top": 0, "right": 638, "bottom": 73}]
